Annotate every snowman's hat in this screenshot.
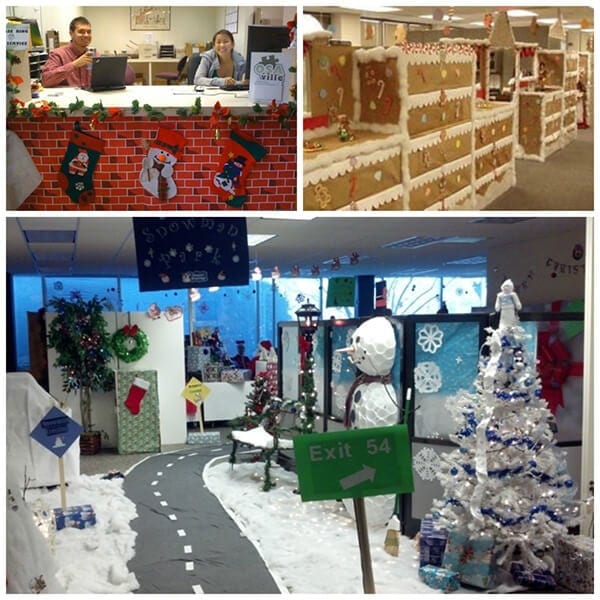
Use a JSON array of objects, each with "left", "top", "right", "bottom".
[{"left": 150, "top": 126, "right": 186, "bottom": 160}]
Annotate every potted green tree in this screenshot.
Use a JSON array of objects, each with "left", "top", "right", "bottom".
[{"left": 47, "top": 292, "right": 114, "bottom": 454}]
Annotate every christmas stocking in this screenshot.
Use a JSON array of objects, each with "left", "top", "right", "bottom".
[
  {"left": 211, "top": 126, "right": 267, "bottom": 208},
  {"left": 57, "top": 129, "right": 105, "bottom": 203},
  {"left": 140, "top": 127, "right": 186, "bottom": 201},
  {"left": 124, "top": 376, "right": 150, "bottom": 415}
]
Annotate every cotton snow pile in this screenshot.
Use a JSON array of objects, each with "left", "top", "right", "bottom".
[
  {"left": 203, "top": 458, "right": 433, "bottom": 594},
  {"left": 23, "top": 474, "right": 139, "bottom": 593}
]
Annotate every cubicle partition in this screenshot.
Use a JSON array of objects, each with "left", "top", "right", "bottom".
[{"left": 278, "top": 310, "right": 585, "bottom": 536}]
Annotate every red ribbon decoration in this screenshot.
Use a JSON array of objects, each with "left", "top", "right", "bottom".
[
  {"left": 123, "top": 324, "right": 139, "bottom": 337},
  {"left": 298, "top": 336, "right": 311, "bottom": 370},
  {"left": 537, "top": 301, "right": 584, "bottom": 414}
]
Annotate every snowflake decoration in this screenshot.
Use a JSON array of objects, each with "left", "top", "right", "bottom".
[
  {"left": 185, "top": 243, "right": 194, "bottom": 252},
  {"left": 75, "top": 182, "right": 85, "bottom": 191},
  {"left": 417, "top": 323, "right": 444, "bottom": 354},
  {"left": 332, "top": 350, "right": 343, "bottom": 374},
  {"left": 413, "top": 446, "right": 441, "bottom": 481},
  {"left": 414, "top": 361, "right": 442, "bottom": 393}
]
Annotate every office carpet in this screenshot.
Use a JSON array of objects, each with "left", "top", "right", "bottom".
[
  {"left": 121, "top": 445, "right": 282, "bottom": 594},
  {"left": 488, "top": 128, "right": 594, "bottom": 210}
]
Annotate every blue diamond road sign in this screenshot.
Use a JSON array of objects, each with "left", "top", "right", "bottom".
[{"left": 30, "top": 406, "right": 83, "bottom": 458}]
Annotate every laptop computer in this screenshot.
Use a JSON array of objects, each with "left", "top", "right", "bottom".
[{"left": 85, "top": 55, "right": 128, "bottom": 92}]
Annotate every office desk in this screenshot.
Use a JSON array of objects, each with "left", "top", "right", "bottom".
[
  {"left": 8, "top": 86, "right": 297, "bottom": 211},
  {"left": 38, "top": 85, "right": 268, "bottom": 115}
]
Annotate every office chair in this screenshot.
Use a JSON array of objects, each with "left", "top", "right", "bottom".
[
  {"left": 155, "top": 55, "right": 188, "bottom": 85},
  {"left": 187, "top": 52, "right": 202, "bottom": 85}
]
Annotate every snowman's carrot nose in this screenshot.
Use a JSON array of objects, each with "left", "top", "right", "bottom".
[
  {"left": 157, "top": 154, "right": 167, "bottom": 162},
  {"left": 336, "top": 346, "right": 354, "bottom": 353}
]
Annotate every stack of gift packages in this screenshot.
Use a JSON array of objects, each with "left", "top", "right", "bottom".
[{"left": 53, "top": 504, "right": 96, "bottom": 530}]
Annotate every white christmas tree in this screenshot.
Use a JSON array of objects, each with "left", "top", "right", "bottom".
[{"left": 431, "top": 280, "right": 579, "bottom": 574}]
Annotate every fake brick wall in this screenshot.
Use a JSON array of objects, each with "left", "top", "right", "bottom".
[{"left": 9, "top": 116, "right": 297, "bottom": 211}]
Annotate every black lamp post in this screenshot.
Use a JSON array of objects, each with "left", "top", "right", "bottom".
[{"left": 295, "top": 302, "right": 321, "bottom": 433}]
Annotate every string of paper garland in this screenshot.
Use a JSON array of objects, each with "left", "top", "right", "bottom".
[{"left": 111, "top": 324, "right": 149, "bottom": 363}]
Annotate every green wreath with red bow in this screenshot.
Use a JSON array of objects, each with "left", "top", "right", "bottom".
[{"left": 111, "top": 324, "right": 149, "bottom": 363}]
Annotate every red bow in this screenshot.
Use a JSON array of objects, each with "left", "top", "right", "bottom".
[
  {"left": 537, "top": 301, "right": 584, "bottom": 414},
  {"left": 123, "top": 324, "right": 139, "bottom": 337}
]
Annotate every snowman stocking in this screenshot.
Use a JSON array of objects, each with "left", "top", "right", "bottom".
[
  {"left": 57, "top": 129, "right": 105, "bottom": 203},
  {"left": 140, "top": 127, "right": 186, "bottom": 201},
  {"left": 212, "top": 126, "right": 267, "bottom": 207},
  {"left": 124, "top": 376, "right": 150, "bottom": 415}
]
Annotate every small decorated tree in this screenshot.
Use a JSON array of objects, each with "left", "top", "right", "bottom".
[{"left": 47, "top": 292, "right": 114, "bottom": 433}]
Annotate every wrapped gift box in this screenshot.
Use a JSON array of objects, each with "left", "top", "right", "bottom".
[
  {"left": 187, "top": 431, "right": 221, "bottom": 445},
  {"left": 53, "top": 504, "right": 96, "bottom": 530},
  {"left": 419, "top": 565, "right": 460, "bottom": 593},
  {"left": 554, "top": 534, "right": 593, "bottom": 593},
  {"left": 220, "top": 368, "right": 252, "bottom": 383},
  {"left": 203, "top": 363, "right": 223, "bottom": 382},
  {"left": 510, "top": 561, "right": 556, "bottom": 590},
  {"left": 186, "top": 345, "right": 211, "bottom": 372},
  {"left": 419, "top": 515, "right": 448, "bottom": 567},
  {"left": 442, "top": 530, "right": 496, "bottom": 589}
]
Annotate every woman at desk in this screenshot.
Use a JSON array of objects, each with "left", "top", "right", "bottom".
[{"left": 193, "top": 29, "right": 246, "bottom": 87}]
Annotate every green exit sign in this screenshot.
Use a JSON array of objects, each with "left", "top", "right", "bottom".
[{"left": 293, "top": 425, "right": 414, "bottom": 502}]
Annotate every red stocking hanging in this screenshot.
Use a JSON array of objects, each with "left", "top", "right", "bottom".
[
  {"left": 211, "top": 126, "right": 267, "bottom": 208},
  {"left": 124, "top": 376, "right": 150, "bottom": 415}
]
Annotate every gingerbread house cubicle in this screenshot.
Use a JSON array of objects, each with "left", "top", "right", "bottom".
[
  {"left": 303, "top": 38, "right": 517, "bottom": 211},
  {"left": 518, "top": 48, "right": 580, "bottom": 161}
]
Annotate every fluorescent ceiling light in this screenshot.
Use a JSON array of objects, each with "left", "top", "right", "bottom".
[
  {"left": 339, "top": 4, "right": 401, "bottom": 12},
  {"left": 581, "top": 28, "right": 594, "bottom": 32},
  {"left": 419, "top": 14, "right": 464, "bottom": 22},
  {"left": 248, "top": 234, "right": 276, "bottom": 247},
  {"left": 564, "top": 24, "right": 581, "bottom": 29},
  {"left": 536, "top": 18, "right": 557, "bottom": 25},
  {"left": 506, "top": 10, "right": 539, "bottom": 18}
]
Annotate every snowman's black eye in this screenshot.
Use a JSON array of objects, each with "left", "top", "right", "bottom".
[{"left": 355, "top": 336, "right": 361, "bottom": 344}]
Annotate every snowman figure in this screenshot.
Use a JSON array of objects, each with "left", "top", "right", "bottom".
[
  {"left": 337, "top": 316, "right": 400, "bottom": 527},
  {"left": 140, "top": 127, "right": 186, "bottom": 201},
  {"left": 495, "top": 278, "right": 522, "bottom": 329}
]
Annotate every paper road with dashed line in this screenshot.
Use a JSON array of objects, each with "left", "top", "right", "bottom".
[{"left": 124, "top": 447, "right": 281, "bottom": 593}]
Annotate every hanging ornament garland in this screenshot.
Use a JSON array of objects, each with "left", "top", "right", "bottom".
[{"left": 112, "top": 324, "right": 149, "bottom": 363}]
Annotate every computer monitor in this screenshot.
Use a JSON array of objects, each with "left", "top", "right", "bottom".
[{"left": 244, "top": 24, "right": 290, "bottom": 81}]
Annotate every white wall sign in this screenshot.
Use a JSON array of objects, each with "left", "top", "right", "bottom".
[{"left": 7, "top": 24, "right": 30, "bottom": 50}]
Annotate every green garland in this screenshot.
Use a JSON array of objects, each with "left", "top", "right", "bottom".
[{"left": 111, "top": 324, "right": 149, "bottom": 363}]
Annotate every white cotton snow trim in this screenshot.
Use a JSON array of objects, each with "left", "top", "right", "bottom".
[
  {"left": 442, "top": 185, "right": 476, "bottom": 210},
  {"left": 304, "top": 125, "right": 339, "bottom": 141},
  {"left": 474, "top": 103, "right": 515, "bottom": 126},
  {"left": 408, "top": 85, "right": 473, "bottom": 109},
  {"left": 304, "top": 134, "right": 404, "bottom": 180},
  {"left": 410, "top": 154, "right": 472, "bottom": 190},
  {"left": 408, "top": 122, "right": 472, "bottom": 152},
  {"left": 339, "top": 183, "right": 405, "bottom": 211},
  {"left": 474, "top": 135, "right": 514, "bottom": 158},
  {"left": 303, "top": 30, "right": 333, "bottom": 42},
  {"left": 475, "top": 162, "right": 513, "bottom": 188}
]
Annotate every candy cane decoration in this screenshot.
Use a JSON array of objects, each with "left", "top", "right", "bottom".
[
  {"left": 349, "top": 174, "right": 358, "bottom": 199},
  {"left": 336, "top": 86, "right": 344, "bottom": 107},
  {"left": 377, "top": 79, "right": 385, "bottom": 99},
  {"left": 382, "top": 95, "right": 393, "bottom": 115}
]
